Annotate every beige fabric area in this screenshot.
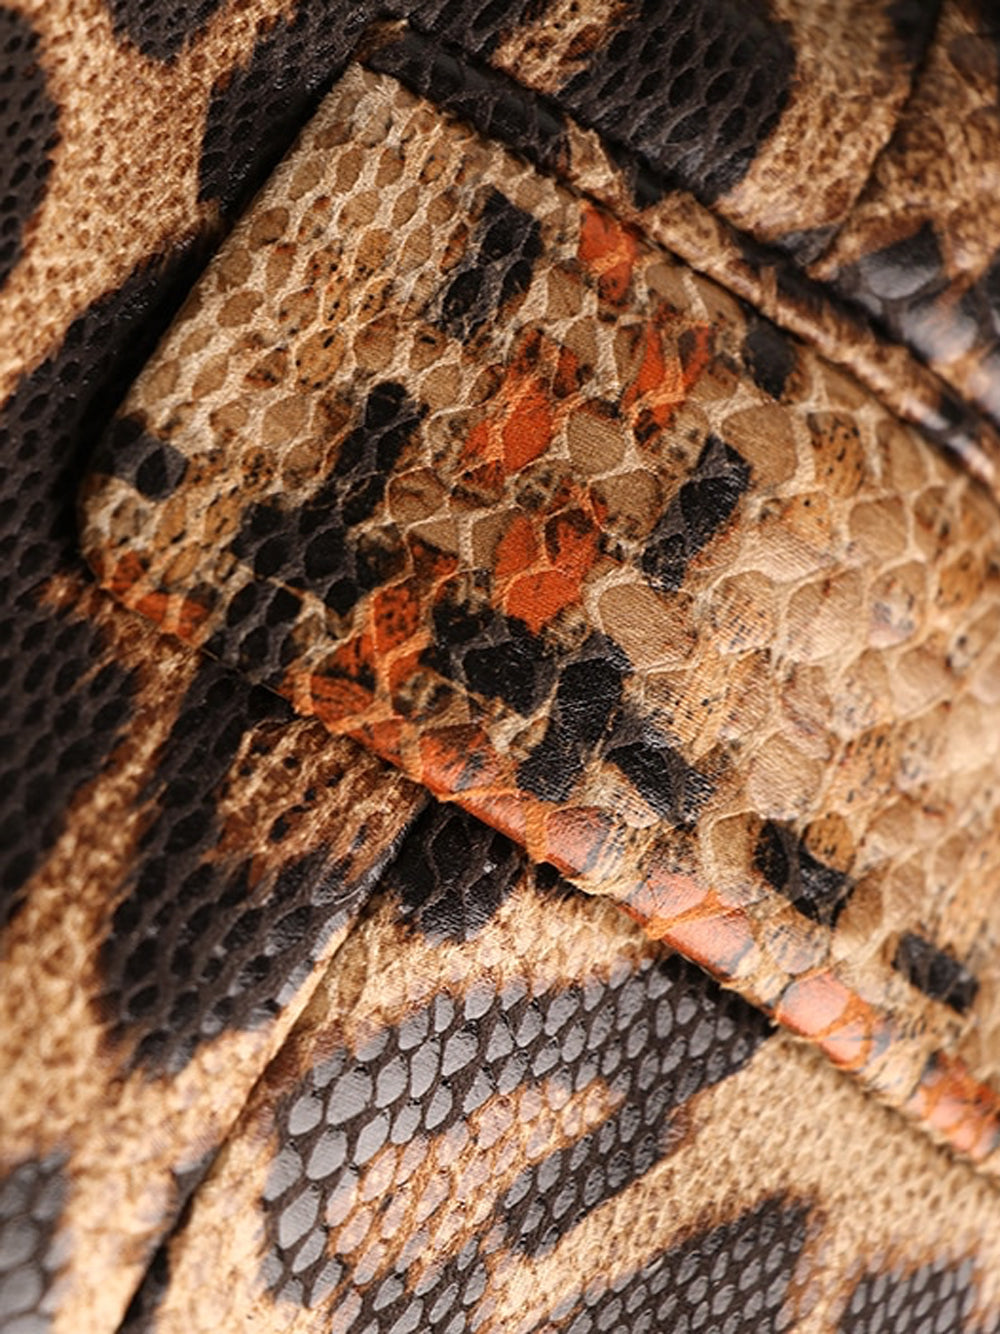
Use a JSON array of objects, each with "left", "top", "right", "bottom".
[
  {"left": 81, "top": 66, "right": 1000, "bottom": 1164},
  {"left": 6, "top": 2, "right": 1000, "bottom": 1331},
  {"left": 125, "top": 872, "right": 1000, "bottom": 1333}
]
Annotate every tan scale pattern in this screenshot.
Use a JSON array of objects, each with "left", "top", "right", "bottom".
[
  {"left": 7, "top": 0, "right": 998, "bottom": 486},
  {"left": 487, "top": 0, "right": 922, "bottom": 248},
  {"left": 0, "top": 573, "right": 422, "bottom": 1333},
  {"left": 6, "top": 2, "right": 1000, "bottom": 1330},
  {"left": 127, "top": 872, "right": 1000, "bottom": 1334},
  {"left": 815, "top": 0, "right": 1000, "bottom": 428},
  {"left": 0, "top": 0, "right": 308, "bottom": 403},
  {"left": 714, "top": 0, "right": 917, "bottom": 242},
  {"left": 81, "top": 67, "right": 1000, "bottom": 1170},
  {"left": 446, "top": 1, "right": 1000, "bottom": 484},
  {"left": 525, "top": 107, "right": 1000, "bottom": 493}
]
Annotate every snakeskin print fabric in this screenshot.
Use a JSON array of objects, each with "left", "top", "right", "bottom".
[
  {"left": 5, "top": 1, "right": 1000, "bottom": 1331},
  {"left": 104, "top": 857, "right": 1000, "bottom": 1333},
  {"left": 815, "top": 0, "right": 1000, "bottom": 432},
  {"left": 81, "top": 65, "right": 1000, "bottom": 1175}
]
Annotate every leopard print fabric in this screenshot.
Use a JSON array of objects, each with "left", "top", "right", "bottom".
[
  {"left": 5, "top": 2, "right": 1000, "bottom": 1332},
  {"left": 80, "top": 62, "right": 1000, "bottom": 1169}
]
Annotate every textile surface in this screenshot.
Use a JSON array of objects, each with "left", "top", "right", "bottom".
[{"left": 5, "top": 2, "right": 1000, "bottom": 1331}]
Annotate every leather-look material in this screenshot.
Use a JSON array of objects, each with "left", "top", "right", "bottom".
[
  {"left": 81, "top": 63, "right": 1000, "bottom": 1172},
  {"left": 5, "top": 3, "right": 1000, "bottom": 1332}
]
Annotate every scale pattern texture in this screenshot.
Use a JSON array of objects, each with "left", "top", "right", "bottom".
[
  {"left": 4, "top": 2, "right": 1000, "bottom": 1332},
  {"left": 81, "top": 67, "right": 1000, "bottom": 1179}
]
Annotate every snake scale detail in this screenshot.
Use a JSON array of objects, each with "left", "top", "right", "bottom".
[{"left": 5, "top": 2, "right": 1000, "bottom": 1332}]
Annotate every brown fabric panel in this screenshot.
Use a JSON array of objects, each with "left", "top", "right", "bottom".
[
  {"left": 79, "top": 65, "right": 1000, "bottom": 1175},
  {"left": 121, "top": 869, "right": 1000, "bottom": 1333},
  {"left": 816, "top": 0, "right": 1000, "bottom": 431},
  {"left": 0, "top": 574, "right": 423, "bottom": 1331}
]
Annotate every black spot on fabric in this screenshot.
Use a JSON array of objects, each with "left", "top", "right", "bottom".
[
  {"left": 640, "top": 434, "right": 751, "bottom": 593},
  {"left": 0, "top": 8, "right": 59, "bottom": 292},
  {"left": 501, "top": 960, "right": 769, "bottom": 1257},
  {"left": 104, "top": 0, "right": 226, "bottom": 62},
  {"left": 921, "top": 385, "right": 988, "bottom": 458},
  {"left": 90, "top": 413, "right": 188, "bottom": 499},
  {"left": 525, "top": 1196, "right": 809, "bottom": 1334},
  {"left": 606, "top": 721, "right": 714, "bottom": 829},
  {"left": 203, "top": 580, "right": 302, "bottom": 684},
  {"left": 405, "top": 0, "right": 542, "bottom": 58},
  {"left": 744, "top": 221, "right": 1000, "bottom": 463},
  {"left": 0, "top": 245, "right": 208, "bottom": 925},
  {"left": 367, "top": 28, "right": 571, "bottom": 177},
  {"left": 196, "top": 0, "right": 544, "bottom": 211},
  {"left": 434, "top": 188, "right": 542, "bottom": 341},
  {"left": 197, "top": 0, "right": 371, "bottom": 219},
  {"left": 605, "top": 138, "right": 672, "bottom": 209},
  {"left": 834, "top": 222, "right": 946, "bottom": 332},
  {"left": 951, "top": 250, "right": 1000, "bottom": 423},
  {"left": 260, "top": 930, "right": 771, "bottom": 1314},
  {"left": 775, "top": 224, "right": 837, "bottom": 265},
  {"left": 892, "top": 932, "right": 979, "bottom": 1014},
  {"left": 517, "top": 635, "right": 627, "bottom": 802},
  {"left": 833, "top": 213, "right": 1000, "bottom": 433},
  {"left": 839, "top": 1256, "right": 979, "bottom": 1334},
  {"left": 118, "top": 1244, "right": 171, "bottom": 1334},
  {"left": 754, "top": 821, "right": 854, "bottom": 927},
  {"left": 859, "top": 222, "right": 945, "bottom": 306},
  {"left": 0, "top": 1151, "right": 67, "bottom": 1331},
  {"left": 95, "top": 660, "right": 395, "bottom": 1074},
  {"left": 388, "top": 801, "right": 523, "bottom": 941},
  {"left": 0, "top": 243, "right": 208, "bottom": 606},
  {"left": 733, "top": 228, "right": 774, "bottom": 275},
  {"left": 741, "top": 313, "right": 798, "bottom": 399},
  {"left": 0, "top": 604, "right": 137, "bottom": 929},
  {"left": 230, "top": 381, "right": 421, "bottom": 618},
  {"left": 959, "top": 251, "right": 1000, "bottom": 357},
  {"left": 117, "top": 1149, "right": 216, "bottom": 1333},
  {"left": 886, "top": 0, "right": 943, "bottom": 68},
  {"left": 555, "top": 0, "right": 795, "bottom": 203},
  {"left": 423, "top": 598, "right": 557, "bottom": 717}
]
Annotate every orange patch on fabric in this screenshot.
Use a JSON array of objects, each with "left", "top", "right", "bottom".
[
  {"left": 418, "top": 726, "right": 507, "bottom": 796},
  {"left": 101, "top": 551, "right": 210, "bottom": 640},
  {"left": 537, "top": 805, "right": 620, "bottom": 877},
  {"left": 494, "top": 513, "right": 538, "bottom": 583},
  {"left": 387, "top": 647, "right": 426, "bottom": 695},
  {"left": 466, "top": 788, "right": 530, "bottom": 848},
  {"left": 776, "top": 971, "right": 852, "bottom": 1036},
  {"left": 623, "top": 319, "right": 714, "bottom": 438},
  {"left": 667, "top": 908, "right": 758, "bottom": 978},
  {"left": 776, "top": 971, "right": 892, "bottom": 1072},
  {"left": 502, "top": 381, "right": 554, "bottom": 471},
  {"left": 465, "top": 331, "right": 556, "bottom": 475},
  {"left": 462, "top": 332, "right": 587, "bottom": 486},
  {"left": 371, "top": 584, "right": 423, "bottom": 655},
  {"left": 408, "top": 535, "right": 461, "bottom": 589},
  {"left": 299, "top": 628, "right": 382, "bottom": 728},
  {"left": 489, "top": 478, "right": 607, "bottom": 632},
  {"left": 100, "top": 550, "right": 153, "bottom": 605},
  {"left": 818, "top": 1014, "right": 889, "bottom": 1073},
  {"left": 577, "top": 203, "right": 641, "bottom": 304},
  {"left": 493, "top": 501, "right": 602, "bottom": 632},
  {"left": 626, "top": 858, "right": 710, "bottom": 926},
  {"left": 355, "top": 717, "right": 405, "bottom": 766},
  {"left": 305, "top": 670, "right": 375, "bottom": 729},
  {"left": 906, "top": 1056, "right": 1000, "bottom": 1162},
  {"left": 504, "top": 571, "right": 580, "bottom": 633}
]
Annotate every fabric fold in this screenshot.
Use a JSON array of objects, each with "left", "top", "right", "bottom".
[{"left": 80, "top": 61, "right": 1000, "bottom": 1179}]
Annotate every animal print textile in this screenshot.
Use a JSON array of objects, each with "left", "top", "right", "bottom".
[{"left": 5, "top": 3, "right": 1000, "bottom": 1332}]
